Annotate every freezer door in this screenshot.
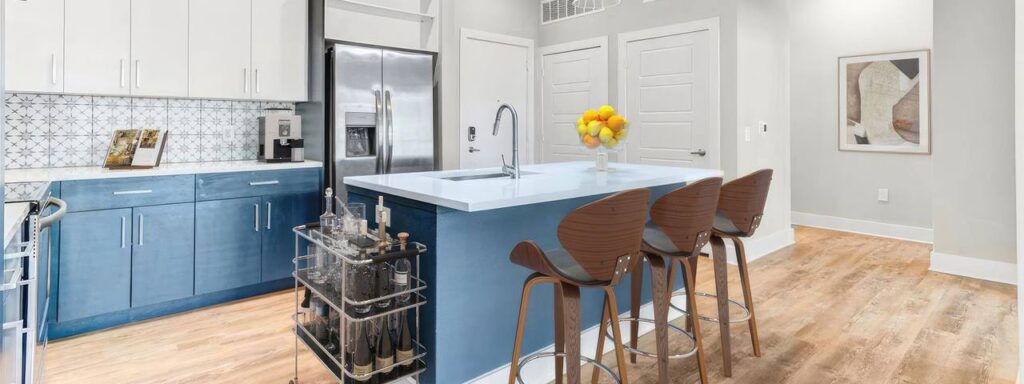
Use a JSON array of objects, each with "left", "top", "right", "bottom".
[
  {"left": 332, "top": 44, "right": 383, "bottom": 197},
  {"left": 383, "top": 49, "right": 435, "bottom": 174}
]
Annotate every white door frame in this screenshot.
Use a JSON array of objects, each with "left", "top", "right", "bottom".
[
  {"left": 459, "top": 28, "right": 535, "bottom": 168},
  {"left": 538, "top": 36, "right": 609, "bottom": 163},
  {"left": 617, "top": 17, "right": 721, "bottom": 170}
]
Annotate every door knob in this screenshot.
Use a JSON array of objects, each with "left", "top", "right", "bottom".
[
  {"left": 469, "top": 147, "right": 481, "bottom": 153},
  {"left": 691, "top": 149, "right": 707, "bottom": 157}
]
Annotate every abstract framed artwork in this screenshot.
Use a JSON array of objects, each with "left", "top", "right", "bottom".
[{"left": 838, "top": 50, "right": 931, "bottom": 154}]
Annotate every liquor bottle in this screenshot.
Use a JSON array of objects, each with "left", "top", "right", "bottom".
[
  {"left": 351, "top": 322, "right": 374, "bottom": 382},
  {"left": 312, "top": 300, "right": 328, "bottom": 344},
  {"left": 375, "top": 262, "right": 393, "bottom": 309},
  {"left": 395, "top": 310, "right": 415, "bottom": 368},
  {"left": 320, "top": 188, "right": 338, "bottom": 235},
  {"left": 325, "top": 307, "right": 340, "bottom": 356},
  {"left": 393, "top": 233, "right": 411, "bottom": 305},
  {"left": 376, "top": 316, "right": 396, "bottom": 381}
]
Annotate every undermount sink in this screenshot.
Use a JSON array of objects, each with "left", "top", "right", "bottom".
[{"left": 439, "top": 171, "right": 537, "bottom": 181}]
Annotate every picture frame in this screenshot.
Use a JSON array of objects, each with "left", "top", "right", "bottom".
[{"left": 838, "top": 49, "right": 931, "bottom": 154}]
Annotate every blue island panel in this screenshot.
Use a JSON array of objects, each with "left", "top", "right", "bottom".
[{"left": 349, "top": 183, "right": 682, "bottom": 384}]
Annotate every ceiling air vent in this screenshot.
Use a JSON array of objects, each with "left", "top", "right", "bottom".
[{"left": 541, "top": 0, "right": 603, "bottom": 24}]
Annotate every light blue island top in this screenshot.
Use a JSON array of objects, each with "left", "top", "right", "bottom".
[{"left": 345, "top": 161, "right": 721, "bottom": 384}]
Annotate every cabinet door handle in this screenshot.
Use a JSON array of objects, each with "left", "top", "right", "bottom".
[
  {"left": 112, "top": 189, "right": 152, "bottom": 196},
  {"left": 266, "top": 202, "right": 272, "bottom": 230},
  {"left": 119, "top": 59, "right": 126, "bottom": 88},
  {"left": 255, "top": 69, "right": 261, "bottom": 94},
  {"left": 243, "top": 68, "right": 249, "bottom": 94},
  {"left": 139, "top": 214, "right": 145, "bottom": 246},
  {"left": 50, "top": 54, "right": 57, "bottom": 85},
  {"left": 248, "top": 180, "right": 279, "bottom": 186},
  {"left": 135, "top": 59, "right": 141, "bottom": 88},
  {"left": 120, "top": 216, "right": 127, "bottom": 249},
  {"left": 254, "top": 204, "right": 260, "bottom": 232}
]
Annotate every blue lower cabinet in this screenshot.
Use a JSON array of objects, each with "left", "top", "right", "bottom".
[
  {"left": 261, "top": 192, "right": 318, "bottom": 282},
  {"left": 131, "top": 203, "right": 196, "bottom": 308},
  {"left": 195, "top": 197, "right": 263, "bottom": 295},
  {"left": 58, "top": 209, "right": 133, "bottom": 322}
]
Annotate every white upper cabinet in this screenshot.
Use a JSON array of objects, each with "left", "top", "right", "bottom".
[
  {"left": 252, "top": 0, "right": 308, "bottom": 101},
  {"left": 189, "top": 0, "right": 254, "bottom": 100},
  {"left": 4, "top": 0, "right": 65, "bottom": 93},
  {"left": 65, "top": 0, "right": 132, "bottom": 96},
  {"left": 131, "top": 0, "right": 189, "bottom": 98}
]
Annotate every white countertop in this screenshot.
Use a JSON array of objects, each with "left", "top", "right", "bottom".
[
  {"left": 5, "top": 160, "right": 323, "bottom": 183},
  {"left": 344, "top": 161, "right": 723, "bottom": 212},
  {"left": 4, "top": 202, "right": 30, "bottom": 248}
]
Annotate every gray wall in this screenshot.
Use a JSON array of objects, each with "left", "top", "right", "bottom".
[
  {"left": 538, "top": 0, "right": 740, "bottom": 177},
  {"left": 789, "top": 0, "right": 934, "bottom": 228},
  {"left": 933, "top": 0, "right": 1016, "bottom": 263},
  {"left": 438, "top": 0, "right": 539, "bottom": 170}
]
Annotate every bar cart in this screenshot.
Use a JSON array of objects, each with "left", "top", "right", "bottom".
[{"left": 290, "top": 223, "right": 428, "bottom": 384}]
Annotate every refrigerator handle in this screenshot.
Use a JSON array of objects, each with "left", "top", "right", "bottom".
[
  {"left": 374, "top": 89, "right": 384, "bottom": 174},
  {"left": 385, "top": 90, "right": 395, "bottom": 173}
]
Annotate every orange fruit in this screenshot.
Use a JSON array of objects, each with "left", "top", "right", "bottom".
[
  {"left": 582, "top": 110, "right": 599, "bottom": 123},
  {"left": 583, "top": 134, "right": 601, "bottom": 149},
  {"left": 607, "top": 115, "right": 626, "bottom": 131}
]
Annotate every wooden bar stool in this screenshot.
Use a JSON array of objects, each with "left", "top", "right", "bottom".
[
  {"left": 603, "top": 177, "right": 722, "bottom": 384},
  {"left": 507, "top": 189, "right": 652, "bottom": 384},
  {"left": 680, "top": 169, "right": 773, "bottom": 377}
]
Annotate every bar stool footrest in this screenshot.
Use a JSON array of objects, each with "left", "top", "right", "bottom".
[
  {"left": 602, "top": 317, "right": 697, "bottom": 360},
  {"left": 669, "top": 291, "right": 752, "bottom": 323},
  {"left": 515, "top": 352, "right": 621, "bottom": 384}
]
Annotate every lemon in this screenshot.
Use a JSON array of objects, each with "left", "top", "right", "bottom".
[
  {"left": 599, "top": 127, "right": 614, "bottom": 143},
  {"left": 607, "top": 115, "right": 626, "bottom": 131},
  {"left": 603, "top": 138, "right": 618, "bottom": 149},
  {"left": 577, "top": 117, "right": 585, "bottom": 126},
  {"left": 587, "top": 120, "right": 604, "bottom": 136},
  {"left": 576, "top": 123, "right": 588, "bottom": 137},
  {"left": 598, "top": 105, "right": 616, "bottom": 121},
  {"left": 582, "top": 110, "right": 599, "bottom": 123},
  {"left": 614, "top": 128, "right": 628, "bottom": 141}
]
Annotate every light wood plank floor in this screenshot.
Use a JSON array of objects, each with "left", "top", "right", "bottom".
[{"left": 45, "top": 227, "right": 1018, "bottom": 384}]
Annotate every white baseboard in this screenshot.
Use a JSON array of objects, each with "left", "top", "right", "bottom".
[
  {"left": 467, "top": 289, "right": 687, "bottom": 383},
  {"left": 791, "top": 211, "right": 933, "bottom": 244},
  {"left": 930, "top": 251, "right": 1017, "bottom": 285}
]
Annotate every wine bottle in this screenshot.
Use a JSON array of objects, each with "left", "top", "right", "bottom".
[
  {"left": 396, "top": 311, "right": 414, "bottom": 368},
  {"left": 376, "top": 316, "right": 396, "bottom": 380},
  {"left": 375, "top": 262, "right": 393, "bottom": 309},
  {"left": 351, "top": 322, "right": 374, "bottom": 382}
]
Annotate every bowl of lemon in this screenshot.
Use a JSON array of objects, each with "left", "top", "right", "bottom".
[{"left": 577, "top": 105, "right": 628, "bottom": 171}]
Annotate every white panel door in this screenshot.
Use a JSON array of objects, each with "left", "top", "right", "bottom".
[
  {"left": 65, "top": 0, "right": 132, "bottom": 96},
  {"left": 189, "top": 0, "right": 252, "bottom": 100},
  {"left": 540, "top": 40, "right": 608, "bottom": 163},
  {"left": 252, "top": 0, "right": 308, "bottom": 101},
  {"left": 131, "top": 0, "right": 189, "bottom": 98},
  {"left": 459, "top": 31, "right": 533, "bottom": 169},
  {"left": 4, "top": 0, "right": 64, "bottom": 93},
  {"left": 623, "top": 30, "right": 711, "bottom": 168}
]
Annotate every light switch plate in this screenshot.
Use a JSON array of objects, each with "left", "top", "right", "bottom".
[
  {"left": 758, "top": 121, "right": 768, "bottom": 134},
  {"left": 878, "top": 188, "right": 889, "bottom": 202}
]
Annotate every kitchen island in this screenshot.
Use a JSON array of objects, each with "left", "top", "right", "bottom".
[{"left": 345, "top": 161, "right": 721, "bottom": 383}]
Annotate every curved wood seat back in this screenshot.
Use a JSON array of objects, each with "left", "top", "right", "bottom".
[
  {"left": 718, "top": 169, "right": 773, "bottom": 237},
  {"left": 650, "top": 177, "right": 723, "bottom": 256},
  {"left": 557, "top": 188, "right": 652, "bottom": 282}
]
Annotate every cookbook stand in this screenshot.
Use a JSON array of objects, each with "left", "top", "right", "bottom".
[{"left": 290, "top": 224, "right": 428, "bottom": 384}]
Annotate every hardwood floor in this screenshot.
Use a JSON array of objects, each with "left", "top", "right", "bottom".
[{"left": 44, "top": 227, "right": 1018, "bottom": 384}]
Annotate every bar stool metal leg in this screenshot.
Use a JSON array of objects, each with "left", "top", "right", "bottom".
[
  {"left": 554, "top": 283, "right": 565, "bottom": 384},
  {"left": 731, "top": 236, "right": 761, "bottom": 357},
  {"left": 509, "top": 274, "right": 558, "bottom": 384},
  {"left": 710, "top": 235, "right": 733, "bottom": 377}
]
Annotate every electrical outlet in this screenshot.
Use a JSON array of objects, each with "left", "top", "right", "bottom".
[
  {"left": 744, "top": 126, "right": 751, "bottom": 142},
  {"left": 877, "top": 188, "right": 889, "bottom": 202},
  {"left": 758, "top": 121, "right": 768, "bottom": 134}
]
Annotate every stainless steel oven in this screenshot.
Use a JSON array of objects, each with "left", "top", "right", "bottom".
[{"left": 1, "top": 197, "right": 66, "bottom": 384}]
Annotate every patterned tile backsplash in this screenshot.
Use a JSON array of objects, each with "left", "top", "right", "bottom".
[{"left": 3, "top": 93, "right": 295, "bottom": 169}]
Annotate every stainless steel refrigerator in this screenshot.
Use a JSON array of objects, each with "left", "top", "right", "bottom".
[{"left": 325, "top": 43, "right": 436, "bottom": 197}]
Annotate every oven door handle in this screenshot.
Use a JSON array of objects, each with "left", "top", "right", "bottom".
[{"left": 38, "top": 197, "right": 67, "bottom": 229}]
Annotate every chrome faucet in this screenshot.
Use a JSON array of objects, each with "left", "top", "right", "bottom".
[{"left": 492, "top": 103, "right": 521, "bottom": 179}]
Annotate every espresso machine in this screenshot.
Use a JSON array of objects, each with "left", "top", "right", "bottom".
[{"left": 258, "top": 111, "right": 305, "bottom": 163}]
